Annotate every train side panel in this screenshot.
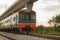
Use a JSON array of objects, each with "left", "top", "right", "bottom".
[
  {"left": 10, "top": 12, "right": 18, "bottom": 28},
  {"left": 3, "top": 17, "right": 10, "bottom": 28},
  {"left": 0, "top": 21, "right": 2, "bottom": 29}
]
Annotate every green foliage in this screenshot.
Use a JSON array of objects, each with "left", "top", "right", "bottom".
[
  {"left": 35, "top": 25, "right": 60, "bottom": 35},
  {"left": 48, "top": 14, "right": 60, "bottom": 32},
  {"left": 55, "top": 26, "right": 60, "bottom": 32},
  {"left": 55, "top": 14, "right": 60, "bottom": 23},
  {"left": 36, "top": 25, "right": 51, "bottom": 34},
  {"left": 48, "top": 14, "right": 60, "bottom": 25},
  {"left": 36, "top": 25, "right": 44, "bottom": 34}
]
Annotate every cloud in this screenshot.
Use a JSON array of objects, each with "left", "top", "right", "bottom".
[
  {"left": 0, "top": 4, "right": 4, "bottom": 8},
  {"left": 44, "top": 5, "right": 60, "bottom": 11}
]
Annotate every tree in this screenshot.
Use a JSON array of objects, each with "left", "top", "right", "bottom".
[
  {"left": 54, "top": 14, "right": 60, "bottom": 23},
  {"left": 48, "top": 16, "right": 55, "bottom": 27},
  {"left": 36, "top": 25, "right": 44, "bottom": 34},
  {"left": 48, "top": 14, "right": 60, "bottom": 27},
  {"left": 48, "top": 14, "right": 60, "bottom": 32}
]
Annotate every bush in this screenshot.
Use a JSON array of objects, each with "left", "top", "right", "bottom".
[
  {"left": 36, "top": 25, "right": 44, "bottom": 34},
  {"left": 56, "top": 26, "right": 60, "bottom": 32},
  {"left": 35, "top": 25, "right": 60, "bottom": 34}
]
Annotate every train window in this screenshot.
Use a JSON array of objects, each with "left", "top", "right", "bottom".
[
  {"left": 19, "top": 13, "right": 35, "bottom": 20},
  {"left": 20, "top": 13, "right": 25, "bottom": 20},
  {"left": 13, "top": 17, "right": 16, "bottom": 21},
  {"left": 31, "top": 15, "right": 35, "bottom": 19},
  {"left": 25, "top": 13, "right": 35, "bottom": 20},
  {"left": 16, "top": 15, "right": 18, "bottom": 20},
  {"left": 13, "top": 15, "right": 18, "bottom": 21},
  {"left": 25, "top": 14, "right": 30, "bottom": 20},
  {"left": 5, "top": 19, "right": 10, "bottom": 23}
]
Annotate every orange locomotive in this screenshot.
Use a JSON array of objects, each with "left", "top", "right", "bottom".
[{"left": 18, "top": 10, "right": 36, "bottom": 33}]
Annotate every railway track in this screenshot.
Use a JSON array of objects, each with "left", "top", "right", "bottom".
[
  {"left": 0, "top": 32, "right": 60, "bottom": 40},
  {"left": 0, "top": 34, "right": 16, "bottom": 40},
  {"left": 27, "top": 33, "right": 60, "bottom": 40},
  {"left": 0, "top": 32, "right": 53, "bottom": 40}
]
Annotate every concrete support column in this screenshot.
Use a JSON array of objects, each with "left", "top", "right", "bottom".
[{"left": 25, "top": 3, "right": 33, "bottom": 12}]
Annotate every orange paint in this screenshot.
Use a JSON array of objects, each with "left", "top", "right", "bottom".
[{"left": 18, "top": 24, "right": 36, "bottom": 29}]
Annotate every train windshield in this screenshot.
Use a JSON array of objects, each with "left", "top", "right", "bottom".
[
  {"left": 19, "top": 13, "right": 35, "bottom": 20},
  {"left": 25, "top": 13, "right": 35, "bottom": 20}
]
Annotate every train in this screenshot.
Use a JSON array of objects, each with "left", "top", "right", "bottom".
[{"left": 0, "top": 9, "right": 36, "bottom": 34}]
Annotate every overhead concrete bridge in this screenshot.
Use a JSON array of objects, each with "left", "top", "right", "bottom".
[{"left": 0, "top": 0, "right": 37, "bottom": 21}]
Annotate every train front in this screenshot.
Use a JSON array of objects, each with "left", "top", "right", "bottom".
[{"left": 18, "top": 10, "right": 36, "bottom": 33}]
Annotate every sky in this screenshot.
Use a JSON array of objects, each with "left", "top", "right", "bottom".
[{"left": 0, "top": 0, "right": 60, "bottom": 26}]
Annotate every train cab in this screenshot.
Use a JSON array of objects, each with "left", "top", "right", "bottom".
[{"left": 18, "top": 10, "right": 36, "bottom": 33}]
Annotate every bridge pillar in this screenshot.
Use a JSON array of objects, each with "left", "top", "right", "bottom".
[
  {"left": 25, "top": 0, "right": 37, "bottom": 12},
  {"left": 25, "top": 3, "right": 33, "bottom": 12}
]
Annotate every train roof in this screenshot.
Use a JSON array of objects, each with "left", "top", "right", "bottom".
[{"left": 18, "top": 9, "right": 36, "bottom": 13}]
